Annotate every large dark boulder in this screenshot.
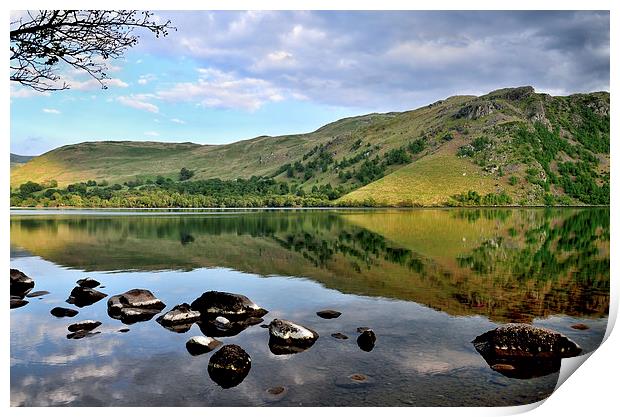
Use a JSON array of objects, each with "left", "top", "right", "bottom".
[
  {"left": 10, "top": 269, "right": 34, "bottom": 297},
  {"left": 268, "top": 319, "right": 319, "bottom": 355},
  {"left": 66, "top": 286, "right": 107, "bottom": 308},
  {"left": 107, "top": 289, "right": 166, "bottom": 324},
  {"left": 190, "top": 291, "right": 267, "bottom": 319},
  {"left": 357, "top": 329, "right": 376, "bottom": 352},
  {"left": 207, "top": 344, "right": 251, "bottom": 388},
  {"left": 472, "top": 323, "right": 582, "bottom": 379}
]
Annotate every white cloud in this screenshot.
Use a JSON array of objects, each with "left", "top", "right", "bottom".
[
  {"left": 117, "top": 94, "right": 159, "bottom": 113},
  {"left": 144, "top": 131, "right": 160, "bottom": 137},
  {"left": 137, "top": 74, "right": 157, "bottom": 85},
  {"left": 10, "top": 86, "right": 50, "bottom": 99},
  {"left": 157, "top": 67, "right": 284, "bottom": 111},
  {"left": 42, "top": 108, "right": 61, "bottom": 114},
  {"left": 170, "top": 118, "right": 186, "bottom": 124},
  {"left": 68, "top": 77, "right": 129, "bottom": 91}
]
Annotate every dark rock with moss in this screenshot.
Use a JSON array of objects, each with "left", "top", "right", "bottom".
[
  {"left": 316, "top": 309, "right": 341, "bottom": 319},
  {"left": 207, "top": 344, "right": 251, "bottom": 388},
  {"left": 10, "top": 269, "right": 34, "bottom": 298},
  {"left": 473, "top": 323, "right": 582, "bottom": 379},
  {"left": 50, "top": 307, "right": 79, "bottom": 318},
  {"left": 186, "top": 336, "right": 222, "bottom": 356},
  {"left": 191, "top": 291, "right": 267, "bottom": 319},
  {"left": 107, "top": 289, "right": 166, "bottom": 324},
  {"left": 268, "top": 319, "right": 319, "bottom": 355},
  {"left": 357, "top": 329, "right": 376, "bottom": 352},
  {"left": 77, "top": 278, "right": 100, "bottom": 288},
  {"left": 66, "top": 286, "right": 107, "bottom": 308}
]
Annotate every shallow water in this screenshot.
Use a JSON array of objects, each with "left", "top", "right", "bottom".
[{"left": 10, "top": 208, "right": 609, "bottom": 406}]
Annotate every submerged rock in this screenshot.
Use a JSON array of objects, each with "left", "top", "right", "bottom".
[
  {"left": 198, "top": 316, "right": 263, "bottom": 338},
  {"left": 118, "top": 328, "right": 130, "bottom": 333},
  {"left": 186, "top": 336, "right": 222, "bottom": 356},
  {"left": 107, "top": 289, "right": 166, "bottom": 324},
  {"left": 316, "top": 309, "right": 341, "bottom": 319},
  {"left": 26, "top": 290, "right": 50, "bottom": 298},
  {"left": 67, "top": 330, "right": 100, "bottom": 340},
  {"left": 10, "top": 296, "right": 29, "bottom": 309},
  {"left": 50, "top": 307, "right": 79, "bottom": 318},
  {"left": 357, "top": 329, "right": 376, "bottom": 352},
  {"left": 268, "top": 319, "right": 319, "bottom": 355},
  {"left": 356, "top": 327, "right": 371, "bottom": 333},
  {"left": 156, "top": 303, "right": 201, "bottom": 332},
  {"left": 331, "top": 332, "right": 349, "bottom": 340},
  {"left": 190, "top": 291, "right": 267, "bottom": 319},
  {"left": 10, "top": 269, "right": 34, "bottom": 298},
  {"left": 571, "top": 323, "right": 590, "bottom": 331},
  {"left": 208, "top": 344, "right": 251, "bottom": 388},
  {"left": 77, "top": 278, "right": 100, "bottom": 288},
  {"left": 67, "top": 320, "right": 102, "bottom": 332},
  {"left": 67, "top": 286, "right": 107, "bottom": 308},
  {"left": 472, "top": 323, "right": 582, "bottom": 379}
]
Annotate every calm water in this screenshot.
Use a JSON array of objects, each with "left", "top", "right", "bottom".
[{"left": 10, "top": 208, "right": 609, "bottom": 406}]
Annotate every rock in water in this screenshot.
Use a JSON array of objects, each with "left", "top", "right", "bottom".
[
  {"left": 67, "top": 330, "right": 100, "bottom": 340},
  {"left": 186, "top": 336, "right": 222, "bottom": 356},
  {"left": 331, "top": 332, "right": 349, "bottom": 340},
  {"left": 214, "top": 316, "right": 231, "bottom": 329},
  {"left": 50, "top": 307, "right": 79, "bottom": 318},
  {"left": 357, "top": 329, "right": 376, "bottom": 352},
  {"left": 316, "top": 309, "right": 342, "bottom": 319},
  {"left": 66, "top": 286, "right": 107, "bottom": 308},
  {"left": 10, "top": 269, "right": 34, "bottom": 297},
  {"left": 77, "top": 278, "right": 100, "bottom": 288},
  {"left": 207, "top": 344, "right": 251, "bottom": 388},
  {"left": 473, "top": 323, "right": 582, "bottom": 359},
  {"left": 268, "top": 319, "right": 319, "bottom": 355},
  {"left": 26, "top": 290, "right": 50, "bottom": 298},
  {"left": 107, "top": 289, "right": 166, "bottom": 324},
  {"left": 190, "top": 291, "right": 267, "bottom": 319},
  {"left": 67, "top": 320, "right": 102, "bottom": 332},
  {"left": 571, "top": 323, "right": 590, "bottom": 331},
  {"left": 198, "top": 316, "right": 264, "bottom": 338},
  {"left": 10, "top": 296, "right": 29, "bottom": 309},
  {"left": 156, "top": 303, "right": 201, "bottom": 332},
  {"left": 472, "top": 323, "right": 582, "bottom": 379}
]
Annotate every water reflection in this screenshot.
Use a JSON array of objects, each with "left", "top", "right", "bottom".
[
  {"left": 9, "top": 208, "right": 610, "bottom": 406},
  {"left": 10, "top": 208, "right": 610, "bottom": 323}
]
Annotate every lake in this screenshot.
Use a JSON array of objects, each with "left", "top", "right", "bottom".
[{"left": 10, "top": 208, "right": 610, "bottom": 406}]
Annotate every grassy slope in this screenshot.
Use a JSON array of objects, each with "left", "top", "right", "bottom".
[
  {"left": 10, "top": 87, "right": 610, "bottom": 206},
  {"left": 339, "top": 140, "right": 502, "bottom": 206}
]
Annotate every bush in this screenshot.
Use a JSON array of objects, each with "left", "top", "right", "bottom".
[{"left": 179, "top": 167, "right": 195, "bottom": 181}]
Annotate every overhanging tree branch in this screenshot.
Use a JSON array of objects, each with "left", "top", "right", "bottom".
[{"left": 10, "top": 10, "right": 175, "bottom": 92}]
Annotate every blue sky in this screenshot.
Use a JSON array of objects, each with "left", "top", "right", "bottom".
[{"left": 10, "top": 10, "right": 610, "bottom": 155}]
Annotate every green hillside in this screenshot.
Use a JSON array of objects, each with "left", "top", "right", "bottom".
[
  {"left": 10, "top": 153, "right": 34, "bottom": 169},
  {"left": 10, "top": 86, "right": 609, "bottom": 207}
]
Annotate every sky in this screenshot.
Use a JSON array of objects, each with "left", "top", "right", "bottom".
[{"left": 10, "top": 10, "right": 610, "bottom": 155}]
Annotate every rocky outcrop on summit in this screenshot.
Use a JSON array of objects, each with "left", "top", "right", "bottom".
[{"left": 455, "top": 100, "right": 502, "bottom": 120}]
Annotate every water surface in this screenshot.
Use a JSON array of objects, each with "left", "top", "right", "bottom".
[{"left": 10, "top": 208, "right": 609, "bottom": 406}]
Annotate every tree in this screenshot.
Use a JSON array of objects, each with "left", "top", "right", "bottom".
[
  {"left": 10, "top": 10, "right": 174, "bottom": 92},
  {"left": 179, "top": 167, "right": 194, "bottom": 181}
]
